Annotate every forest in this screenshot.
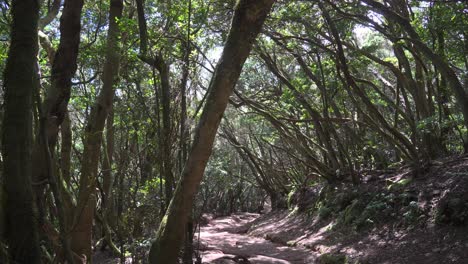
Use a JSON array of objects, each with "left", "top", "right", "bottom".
[{"left": 0, "top": 0, "right": 467, "bottom": 263}]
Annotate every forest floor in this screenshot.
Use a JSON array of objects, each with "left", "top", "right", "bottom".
[
  {"left": 93, "top": 155, "right": 468, "bottom": 263},
  {"left": 199, "top": 155, "right": 468, "bottom": 264},
  {"left": 197, "top": 213, "right": 317, "bottom": 263}
]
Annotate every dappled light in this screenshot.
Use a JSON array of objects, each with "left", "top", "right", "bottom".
[
  {"left": 198, "top": 214, "right": 316, "bottom": 263},
  {"left": 0, "top": 0, "right": 467, "bottom": 263}
]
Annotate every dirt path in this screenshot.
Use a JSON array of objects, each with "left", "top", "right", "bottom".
[{"left": 197, "top": 213, "right": 316, "bottom": 264}]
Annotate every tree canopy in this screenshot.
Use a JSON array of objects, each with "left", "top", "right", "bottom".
[{"left": 0, "top": 0, "right": 467, "bottom": 263}]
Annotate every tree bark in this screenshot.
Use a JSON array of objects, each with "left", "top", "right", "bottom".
[
  {"left": 136, "top": 0, "right": 175, "bottom": 207},
  {"left": 41, "top": 0, "right": 84, "bottom": 150},
  {"left": 70, "top": 0, "right": 124, "bottom": 260},
  {"left": 39, "top": 0, "right": 62, "bottom": 29},
  {"left": 100, "top": 108, "right": 121, "bottom": 256},
  {"left": 2, "top": 0, "right": 42, "bottom": 262},
  {"left": 61, "top": 111, "right": 72, "bottom": 184},
  {"left": 362, "top": 0, "right": 468, "bottom": 152},
  {"left": 31, "top": 0, "right": 84, "bottom": 240},
  {"left": 319, "top": 2, "right": 418, "bottom": 161},
  {"left": 148, "top": 1, "right": 275, "bottom": 263}
]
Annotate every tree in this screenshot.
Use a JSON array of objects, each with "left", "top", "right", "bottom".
[
  {"left": 148, "top": 0, "right": 275, "bottom": 263},
  {"left": 1, "top": 0, "right": 468, "bottom": 262},
  {"left": 33, "top": 0, "right": 84, "bottom": 181},
  {"left": 136, "top": 0, "right": 175, "bottom": 209},
  {"left": 70, "top": 0, "right": 124, "bottom": 260},
  {"left": 361, "top": 0, "right": 468, "bottom": 152},
  {"left": 32, "top": 1, "right": 84, "bottom": 261},
  {"left": 1, "top": 0, "right": 42, "bottom": 262}
]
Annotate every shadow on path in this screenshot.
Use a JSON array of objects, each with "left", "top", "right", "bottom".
[{"left": 197, "top": 213, "right": 316, "bottom": 264}]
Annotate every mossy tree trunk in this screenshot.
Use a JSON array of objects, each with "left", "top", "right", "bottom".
[
  {"left": 148, "top": 1, "right": 275, "bottom": 263},
  {"left": 1, "top": 0, "right": 42, "bottom": 262},
  {"left": 70, "top": 0, "right": 124, "bottom": 260},
  {"left": 31, "top": 1, "right": 84, "bottom": 255},
  {"left": 32, "top": 0, "right": 84, "bottom": 184}
]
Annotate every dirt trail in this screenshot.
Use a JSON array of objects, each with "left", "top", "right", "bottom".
[{"left": 197, "top": 213, "right": 316, "bottom": 264}]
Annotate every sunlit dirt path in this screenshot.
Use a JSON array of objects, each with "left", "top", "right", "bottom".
[{"left": 197, "top": 213, "right": 316, "bottom": 264}]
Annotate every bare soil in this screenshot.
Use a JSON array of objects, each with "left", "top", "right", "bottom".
[
  {"left": 199, "top": 155, "right": 468, "bottom": 264},
  {"left": 197, "top": 213, "right": 317, "bottom": 263},
  {"left": 94, "top": 155, "right": 468, "bottom": 263}
]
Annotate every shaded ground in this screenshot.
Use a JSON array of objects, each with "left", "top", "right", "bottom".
[
  {"left": 94, "top": 155, "right": 468, "bottom": 263},
  {"left": 247, "top": 211, "right": 468, "bottom": 264},
  {"left": 197, "top": 213, "right": 317, "bottom": 263},
  {"left": 245, "top": 155, "right": 468, "bottom": 264},
  {"left": 199, "top": 155, "right": 468, "bottom": 264}
]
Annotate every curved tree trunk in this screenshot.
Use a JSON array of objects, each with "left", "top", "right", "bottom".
[
  {"left": 136, "top": 0, "right": 175, "bottom": 208},
  {"left": 362, "top": 0, "right": 468, "bottom": 153},
  {"left": 70, "top": 0, "right": 124, "bottom": 260},
  {"left": 32, "top": 0, "right": 84, "bottom": 183},
  {"left": 31, "top": 1, "right": 84, "bottom": 255},
  {"left": 2, "top": 0, "right": 42, "bottom": 262},
  {"left": 148, "top": 1, "right": 275, "bottom": 263}
]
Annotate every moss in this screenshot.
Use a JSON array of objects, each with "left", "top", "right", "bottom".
[
  {"left": 333, "top": 190, "right": 359, "bottom": 210},
  {"left": 387, "top": 178, "right": 412, "bottom": 191},
  {"left": 337, "top": 199, "right": 365, "bottom": 226},
  {"left": 287, "top": 188, "right": 297, "bottom": 208},
  {"left": 401, "top": 201, "right": 421, "bottom": 225},
  {"left": 317, "top": 205, "right": 333, "bottom": 220},
  {"left": 287, "top": 206, "right": 299, "bottom": 217},
  {"left": 286, "top": 240, "right": 297, "bottom": 247},
  {"left": 334, "top": 192, "right": 394, "bottom": 231}
]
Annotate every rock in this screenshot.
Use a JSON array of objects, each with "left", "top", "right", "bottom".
[
  {"left": 212, "top": 256, "right": 251, "bottom": 264},
  {"left": 338, "top": 199, "right": 364, "bottom": 226},
  {"left": 448, "top": 198, "right": 462, "bottom": 208},
  {"left": 200, "top": 214, "right": 214, "bottom": 226},
  {"left": 289, "top": 185, "right": 321, "bottom": 212},
  {"left": 212, "top": 258, "right": 237, "bottom": 264},
  {"left": 318, "top": 253, "right": 347, "bottom": 264},
  {"left": 435, "top": 178, "right": 468, "bottom": 225}
]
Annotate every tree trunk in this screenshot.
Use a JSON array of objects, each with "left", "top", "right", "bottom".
[
  {"left": 160, "top": 63, "right": 175, "bottom": 204},
  {"left": 100, "top": 108, "right": 121, "bottom": 256},
  {"left": 61, "top": 111, "right": 72, "bottom": 184},
  {"left": 148, "top": 1, "right": 275, "bottom": 263},
  {"left": 362, "top": 0, "right": 468, "bottom": 152},
  {"left": 31, "top": 0, "right": 84, "bottom": 252},
  {"left": 70, "top": 0, "right": 124, "bottom": 260},
  {"left": 135, "top": 0, "right": 175, "bottom": 208},
  {"left": 102, "top": 109, "right": 115, "bottom": 215},
  {"left": 32, "top": 0, "right": 84, "bottom": 184},
  {"left": 320, "top": 2, "right": 418, "bottom": 162},
  {"left": 1, "top": 0, "right": 42, "bottom": 262},
  {"left": 179, "top": 0, "right": 191, "bottom": 174}
]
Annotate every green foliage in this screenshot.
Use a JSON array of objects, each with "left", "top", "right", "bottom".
[
  {"left": 387, "top": 178, "right": 412, "bottom": 191},
  {"left": 140, "top": 178, "right": 164, "bottom": 196},
  {"left": 417, "top": 115, "right": 438, "bottom": 133},
  {"left": 402, "top": 201, "right": 421, "bottom": 225},
  {"left": 1, "top": 0, "right": 466, "bottom": 259},
  {"left": 287, "top": 188, "right": 296, "bottom": 209},
  {"left": 317, "top": 203, "right": 332, "bottom": 220}
]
